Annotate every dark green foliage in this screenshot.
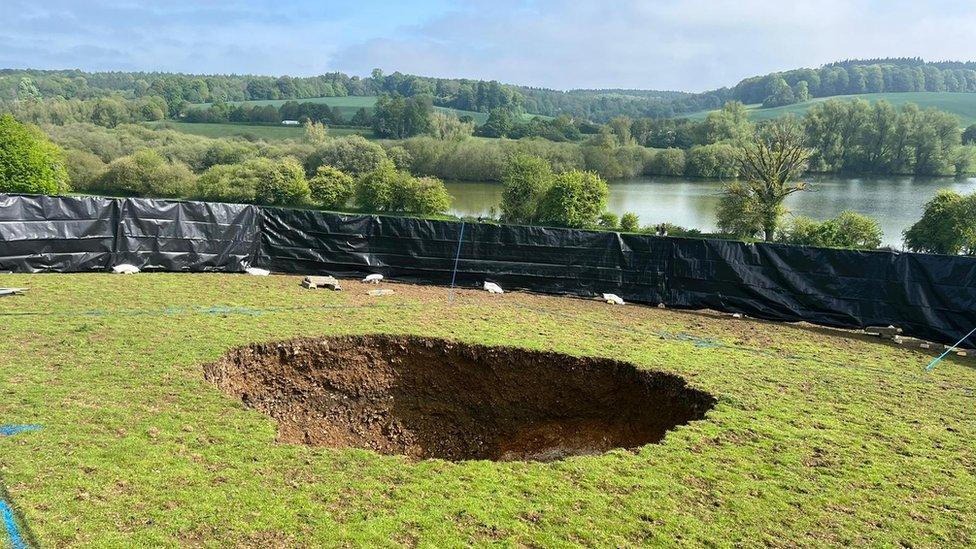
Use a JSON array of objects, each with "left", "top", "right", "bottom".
[
  {"left": 372, "top": 94, "right": 433, "bottom": 139},
  {"left": 0, "top": 114, "right": 69, "bottom": 194},
  {"left": 962, "top": 124, "right": 976, "bottom": 145},
  {"left": 904, "top": 190, "right": 976, "bottom": 255}
]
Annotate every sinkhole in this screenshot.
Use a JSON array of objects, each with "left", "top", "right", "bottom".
[{"left": 204, "top": 335, "right": 716, "bottom": 462}]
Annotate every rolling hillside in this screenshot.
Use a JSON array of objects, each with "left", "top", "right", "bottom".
[
  {"left": 190, "top": 96, "right": 492, "bottom": 125},
  {"left": 683, "top": 92, "right": 976, "bottom": 126}
]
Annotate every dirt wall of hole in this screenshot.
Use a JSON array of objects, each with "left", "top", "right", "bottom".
[{"left": 204, "top": 335, "right": 716, "bottom": 461}]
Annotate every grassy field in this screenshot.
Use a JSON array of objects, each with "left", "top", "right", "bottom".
[
  {"left": 190, "top": 96, "right": 492, "bottom": 125},
  {"left": 1, "top": 274, "right": 974, "bottom": 546},
  {"left": 144, "top": 121, "right": 373, "bottom": 141},
  {"left": 684, "top": 92, "right": 976, "bottom": 126}
]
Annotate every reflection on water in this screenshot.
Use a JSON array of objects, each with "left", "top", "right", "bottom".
[{"left": 444, "top": 175, "right": 976, "bottom": 247}]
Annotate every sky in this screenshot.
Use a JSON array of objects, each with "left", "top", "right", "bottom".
[{"left": 2, "top": 0, "right": 975, "bottom": 92}]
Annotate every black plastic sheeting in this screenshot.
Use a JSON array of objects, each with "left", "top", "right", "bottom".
[{"left": 2, "top": 194, "right": 975, "bottom": 347}]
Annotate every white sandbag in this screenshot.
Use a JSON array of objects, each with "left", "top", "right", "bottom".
[
  {"left": 602, "top": 293, "right": 625, "bottom": 305},
  {"left": 484, "top": 281, "right": 504, "bottom": 294},
  {"left": 245, "top": 267, "right": 270, "bottom": 276},
  {"left": 112, "top": 264, "right": 140, "bottom": 274},
  {"left": 363, "top": 274, "right": 384, "bottom": 284}
]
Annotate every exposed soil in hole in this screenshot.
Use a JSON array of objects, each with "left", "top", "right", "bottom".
[{"left": 204, "top": 335, "right": 716, "bottom": 462}]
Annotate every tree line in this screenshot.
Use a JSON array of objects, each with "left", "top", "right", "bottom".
[
  {"left": 4, "top": 112, "right": 976, "bottom": 254},
  {"left": 8, "top": 58, "right": 976, "bottom": 124}
]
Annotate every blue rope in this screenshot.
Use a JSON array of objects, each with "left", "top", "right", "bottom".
[
  {"left": 0, "top": 425, "right": 41, "bottom": 437},
  {"left": 0, "top": 500, "right": 26, "bottom": 549},
  {"left": 926, "top": 325, "right": 976, "bottom": 371},
  {"left": 449, "top": 221, "right": 466, "bottom": 301}
]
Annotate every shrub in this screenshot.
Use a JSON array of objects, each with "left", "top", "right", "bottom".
[
  {"left": 385, "top": 145, "right": 413, "bottom": 171},
  {"left": 500, "top": 153, "right": 553, "bottom": 224},
  {"left": 715, "top": 181, "right": 764, "bottom": 238},
  {"left": 355, "top": 160, "right": 451, "bottom": 215},
  {"left": 620, "top": 212, "right": 640, "bottom": 232},
  {"left": 904, "top": 189, "right": 976, "bottom": 255},
  {"left": 405, "top": 176, "right": 452, "bottom": 215},
  {"left": 194, "top": 162, "right": 260, "bottom": 203},
  {"left": 253, "top": 157, "right": 310, "bottom": 206},
  {"left": 538, "top": 170, "right": 609, "bottom": 228},
  {"left": 306, "top": 136, "right": 387, "bottom": 176},
  {"left": 598, "top": 212, "right": 619, "bottom": 230},
  {"left": 355, "top": 160, "right": 404, "bottom": 212},
  {"left": 647, "top": 148, "right": 686, "bottom": 176},
  {"left": 0, "top": 114, "right": 69, "bottom": 194},
  {"left": 778, "top": 211, "right": 882, "bottom": 250},
  {"left": 308, "top": 165, "right": 355, "bottom": 209},
  {"left": 64, "top": 149, "right": 106, "bottom": 192},
  {"left": 96, "top": 149, "right": 194, "bottom": 198}
]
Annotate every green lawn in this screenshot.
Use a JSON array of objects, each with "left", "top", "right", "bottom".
[
  {"left": 685, "top": 92, "right": 976, "bottom": 126},
  {"left": 1, "top": 274, "right": 974, "bottom": 546},
  {"left": 145, "top": 121, "right": 373, "bottom": 141}
]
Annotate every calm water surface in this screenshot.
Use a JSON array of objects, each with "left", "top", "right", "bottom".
[{"left": 444, "top": 175, "right": 976, "bottom": 247}]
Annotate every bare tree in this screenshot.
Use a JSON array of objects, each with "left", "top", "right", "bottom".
[{"left": 725, "top": 116, "right": 812, "bottom": 241}]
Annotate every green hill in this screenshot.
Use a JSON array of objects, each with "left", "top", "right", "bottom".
[
  {"left": 683, "top": 92, "right": 976, "bottom": 126},
  {"left": 191, "top": 96, "right": 492, "bottom": 125}
]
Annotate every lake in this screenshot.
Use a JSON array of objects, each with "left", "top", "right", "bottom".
[{"left": 443, "top": 175, "right": 976, "bottom": 247}]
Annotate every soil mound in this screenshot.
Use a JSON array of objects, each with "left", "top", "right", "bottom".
[{"left": 205, "top": 335, "right": 715, "bottom": 461}]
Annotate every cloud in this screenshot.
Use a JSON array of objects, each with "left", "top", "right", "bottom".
[
  {"left": 1, "top": 0, "right": 975, "bottom": 90},
  {"left": 332, "top": 0, "right": 976, "bottom": 91}
]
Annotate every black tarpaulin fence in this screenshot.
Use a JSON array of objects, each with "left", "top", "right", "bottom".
[{"left": 2, "top": 193, "right": 975, "bottom": 348}]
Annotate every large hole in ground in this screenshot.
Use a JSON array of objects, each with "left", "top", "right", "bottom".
[{"left": 204, "top": 335, "right": 716, "bottom": 462}]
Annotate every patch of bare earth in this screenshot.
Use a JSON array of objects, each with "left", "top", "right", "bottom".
[{"left": 205, "top": 335, "right": 715, "bottom": 461}]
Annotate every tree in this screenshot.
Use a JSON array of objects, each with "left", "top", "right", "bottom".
[
  {"left": 428, "top": 112, "right": 474, "bottom": 141},
  {"left": 537, "top": 170, "right": 609, "bottom": 228},
  {"left": 372, "top": 94, "right": 433, "bottom": 139},
  {"left": 648, "top": 148, "right": 685, "bottom": 176},
  {"left": 302, "top": 121, "right": 328, "bottom": 144},
  {"left": 963, "top": 124, "right": 976, "bottom": 145},
  {"left": 17, "top": 77, "right": 41, "bottom": 102},
  {"left": 762, "top": 76, "right": 795, "bottom": 108},
  {"left": 725, "top": 117, "right": 811, "bottom": 241},
  {"left": 904, "top": 190, "right": 976, "bottom": 255},
  {"left": 500, "top": 153, "right": 553, "bottom": 224},
  {"left": 0, "top": 114, "right": 69, "bottom": 195},
  {"left": 252, "top": 157, "right": 310, "bottom": 206},
  {"left": 479, "top": 108, "right": 515, "bottom": 138},
  {"left": 699, "top": 101, "right": 752, "bottom": 145},
  {"left": 308, "top": 165, "right": 355, "bottom": 209}
]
